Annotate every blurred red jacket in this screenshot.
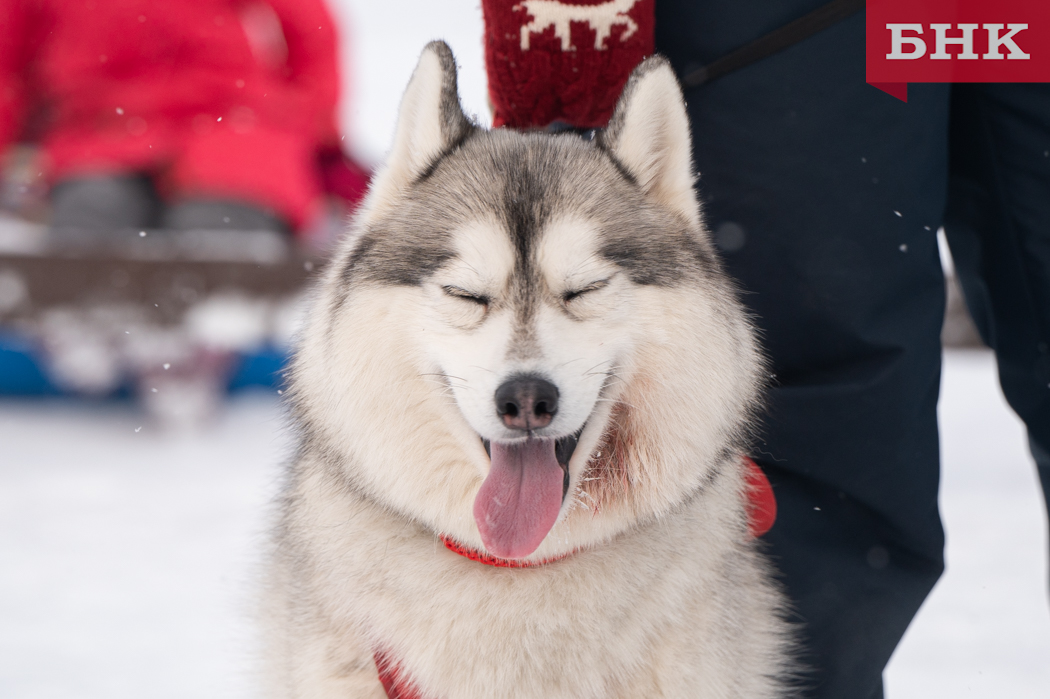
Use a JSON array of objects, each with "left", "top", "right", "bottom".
[{"left": 0, "top": 0, "right": 355, "bottom": 230}]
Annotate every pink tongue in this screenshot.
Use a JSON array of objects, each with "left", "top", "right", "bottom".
[{"left": 473, "top": 439, "right": 565, "bottom": 559}]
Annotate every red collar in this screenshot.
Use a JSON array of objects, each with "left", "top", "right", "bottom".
[
  {"left": 439, "top": 534, "right": 572, "bottom": 568},
  {"left": 438, "top": 456, "right": 776, "bottom": 570},
  {"left": 374, "top": 459, "right": 776, "bottom": 698}
]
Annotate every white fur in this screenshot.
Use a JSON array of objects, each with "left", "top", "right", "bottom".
[
  {"left": 428, "top": 215, "right": 625, "bottom": 445},
  {"left": 602, "top": 63, "right": 702, "bottom": 229},
  {"left": 366, "top": 47, "right": 450, "bottom": 215}
]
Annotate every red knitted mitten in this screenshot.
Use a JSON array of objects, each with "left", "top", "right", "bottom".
[{"left": 482, "top": 0, "right": 655, "bottom": 129}]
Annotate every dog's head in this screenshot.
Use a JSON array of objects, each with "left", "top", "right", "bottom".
[{"left": 292, "top": 42, "right": 763, "bottom": 560}]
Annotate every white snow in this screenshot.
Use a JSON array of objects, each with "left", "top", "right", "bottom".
[
  {"left": 0, "top": 393, "right": 292, "bottom": 699},
  {"left": 184, "top": 294, "right": 271, "bottom": 353},
  {"left": 327, "top": 0, "right": 489, "bottom": 165},
  {"left": 0, "top": 351, "right": 1047, "bottom": 697},
  {"left": 885, "top": 350, "right": 1050, "bottom": 698}
]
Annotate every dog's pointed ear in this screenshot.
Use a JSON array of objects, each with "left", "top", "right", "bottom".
[
  {"left": 371, "top": 41, "right": 474, "bottom": 204},
  {"left": 599, "top": 57, "right": 700, "bottom": 227}
]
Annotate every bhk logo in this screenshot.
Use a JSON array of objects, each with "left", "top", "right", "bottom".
[
  {"left": 866, "top": 0, "right": 1050, "bottom": 101},
  {"left": 885, "top": 24, "right": 1029, "bottom": 60}
]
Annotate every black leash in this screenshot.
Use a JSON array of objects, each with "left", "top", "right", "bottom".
[{"left": 681, "top": 0, "right": 866, "bottom": 88}]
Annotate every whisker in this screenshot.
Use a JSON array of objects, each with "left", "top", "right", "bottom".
[
  {"left": 553, "top": 357, "right": 587, "bottom": 370},
  {"left": 581, "top": 359, "right": 615, "bottom": 376},
  {"left": 419, "top": 372, "right": 469, "bottom": 384},
  {"left": 593, "top": 397, "right": 639, "bottom": 411},
  {"left": 401, "top": 376, "right": 471, "bottom": 394}
]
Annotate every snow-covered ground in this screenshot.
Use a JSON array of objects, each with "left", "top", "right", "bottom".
[
  {"left": 0, "top": 392, "right": 291, "bottom": 699},
  {"left": 1, "top": 350, "right": 1047, "bottom": 698},
  {"left": 886, "top": 351, "right": 1050, "bottom": 698}
]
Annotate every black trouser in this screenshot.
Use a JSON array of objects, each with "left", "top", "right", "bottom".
[{"left": 655, "top": 3, "right": 1050, "bottom": 698}]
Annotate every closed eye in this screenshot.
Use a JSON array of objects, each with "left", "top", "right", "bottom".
[
  {"left": 562, "top": 278, "right": 609, "bottom": 303},
  {"left": 443, "top": 285, "right": 490, "bottom": 306}
]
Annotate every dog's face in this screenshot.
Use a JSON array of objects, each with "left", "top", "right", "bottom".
[
  {"left": 425, "top": 209, "right": 628, "bottom": 455},
  {"left": 418, "top": 176, "right": 652, "bottom": 559},
  {"left": 292, "top": 43, "right": 761, "bottom": 560}
]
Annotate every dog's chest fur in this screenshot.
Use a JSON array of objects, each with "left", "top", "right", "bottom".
[{"left": 270, "top": 457, "right": 787, "bottom": 699}]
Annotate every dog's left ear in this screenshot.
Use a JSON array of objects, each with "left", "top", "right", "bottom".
[
  {"left": 370, "top": 41, "right": 474, "bottom": 207},
  {"left": 599, "top": 57, "right": 700, "bottom": 227}
]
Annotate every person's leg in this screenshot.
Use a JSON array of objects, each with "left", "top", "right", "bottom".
[
  {"left": 944, "top": 83, "right": 1050, "bottom": 560},
  {"left": 49, "top": 174, "right": 161, "bottom": 230},
  {"left": 655, "top": 5, "right": 949, "bottom": 697},
  {"left": 1032, "top": 438, "right": 1050, "bottom": 559}
]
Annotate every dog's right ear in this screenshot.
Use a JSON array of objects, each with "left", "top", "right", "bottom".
[{"left": 369, "top": 41, "right": 474, "bottom": 206}]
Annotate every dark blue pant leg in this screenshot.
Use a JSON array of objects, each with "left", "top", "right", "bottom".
[
  {"left": 944, "top": 83, "right": 1050, "bottom": 562},
  {"left": 655, "top": 6, "right": 950, "bottom": 697}
]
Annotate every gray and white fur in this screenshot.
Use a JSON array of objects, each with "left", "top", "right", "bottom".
[{"left": 264, "top": 41, "right": 794, "bottom": 698}]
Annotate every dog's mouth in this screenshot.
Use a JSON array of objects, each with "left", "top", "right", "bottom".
[
  {"left": 474, "top": 428, "right": 582, "bottom": 559},
  {"left": 481, "top": 430, "right": 579, "bottom": 497}
]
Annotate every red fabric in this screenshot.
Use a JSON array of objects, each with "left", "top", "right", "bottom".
[
  {"left": 0, "top": 0, "right": 32, "bottom": 149},
  {"left": 482, "top": 0, "right": 655, "bottom": 129},
  {"left": 0, "top": 0, "right": 346, "bottom": 230},
  {"left": 317, "top": 145, "right": 371, "bottom": 205}
]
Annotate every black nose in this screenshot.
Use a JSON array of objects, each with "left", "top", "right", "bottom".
[{"left": 495, "top": 375, "right": 559, "bottom": 431}]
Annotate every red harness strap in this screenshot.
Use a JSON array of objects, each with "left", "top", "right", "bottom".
[
  {"left": 742, "top": 456, "right": 777, "bottom": 538},
  {"left": 372, "top": 458, "right": 776, "bottom": 698},
  {"left": 373, "top": 648, "right": 424, "bottom": 699}
]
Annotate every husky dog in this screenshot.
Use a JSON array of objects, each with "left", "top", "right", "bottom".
[{"left": 265, "top": 41, "right": 792, "bottom": 698}]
